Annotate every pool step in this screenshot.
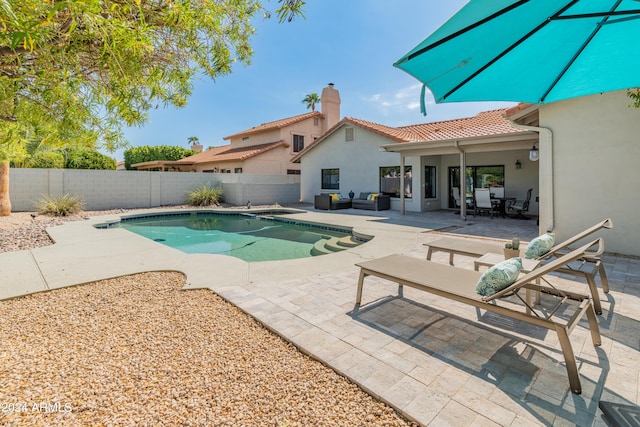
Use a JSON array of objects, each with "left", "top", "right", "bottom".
[
  {"left": 336, "top": 236, "right": 360, "bottom": 248},
  {"left": 311, "top": 237, "right": 348, "bottom": 256}
]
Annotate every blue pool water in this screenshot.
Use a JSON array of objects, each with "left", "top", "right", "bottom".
[{"left": 118, "top": 212, "right": 359, "bottom": 262}]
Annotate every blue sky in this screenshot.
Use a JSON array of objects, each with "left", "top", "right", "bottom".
[{"left": 111, "top": 1, "right": 515, "bottom": 160}]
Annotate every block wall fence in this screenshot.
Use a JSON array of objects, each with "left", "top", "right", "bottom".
[{"left": 9, "top": 168, "right": 301, "bottom": 211}]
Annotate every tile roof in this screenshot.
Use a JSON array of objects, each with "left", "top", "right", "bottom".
[
  {"left": 178, "top": 141, "right": 289, "bottom": 164},
  {"left": 292, "top": 108, "right": 522, "bottom": 162},
  {"left": 224, "top": 111, "right": 324, "bottom": 140},
  {"left": 399, "top": 108, "right": 522, "bottom": 141}
]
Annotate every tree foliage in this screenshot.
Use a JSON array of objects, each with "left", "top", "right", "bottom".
[
  {"left": 628, "top": 89, "right": 640, "bottom": 108},
  {"left": 302, "top": 93, "right": 320, "bottom": 111},
  {"left": 124, "top": 145, "right": 196, "bottom": 170},
  {"left": 0, "top": 0, "right": 305, "bottom": 214},
  {"left": 0, "top": 0, "right": 306, "bottom": 160}
]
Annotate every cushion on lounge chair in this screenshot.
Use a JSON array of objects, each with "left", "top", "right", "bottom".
[
  {"left": 476, "top": 257, "right": 523, "bottom": 296},
  {"left": 525, "top": 233, "right": 555, "bottom": 259}
]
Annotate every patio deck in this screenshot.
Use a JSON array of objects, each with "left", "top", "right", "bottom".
[{"left": 1, "top": 207, "right": 637, "bottom": 426}]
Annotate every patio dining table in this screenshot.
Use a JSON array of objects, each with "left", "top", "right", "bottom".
[{"left": 491, "top": 196, "right": 516, "bottom": 218}]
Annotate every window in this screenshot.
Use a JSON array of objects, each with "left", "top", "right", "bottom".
[
  {"left": 234, "top": 168, "right": 243, "bottom": 173},
  {"left": 287, "top": 169, "right": 301, "bottom": 175},
  {"left": 424, "top": 166, "right": 436, "bottom": 199},
  {"left": 293, "top": 134, "right": 304, "bottom": 152},
  {"left": 242, "top": 136, "right": 250, "bottom": 141},
  {"left": 380, "top": 166, "right": 412, "bottom": 198},
  {"left": 313, "top": 118, "right": 319, "bottom": 126},
  {"left": 345, "top": 127, "right": 354, "bottom": 142},
  {"left": 321, "top": 168, "right": 340, "bottom": 190}
]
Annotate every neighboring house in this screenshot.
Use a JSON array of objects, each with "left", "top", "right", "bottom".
[
  {"left": 293, "top": 109, "right": 539, "bottom": 215},
  {"left": 133, "top": 84, "right": 342, "bottom": 174},
  {"left": 507, "top": 89, "right": 640, "bottom": 256}
]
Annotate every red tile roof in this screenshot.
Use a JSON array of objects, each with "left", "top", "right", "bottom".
[
  {"left": 292, "top": 108, "right": 522, "bottom": 162},
  {"left": 224, "top": 111, "right": 324, "bottom": 140},
  {"left": 178, "top": 141, "right": 289, "bottom": 164}
]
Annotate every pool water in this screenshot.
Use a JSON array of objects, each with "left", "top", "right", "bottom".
[{"left": 119, "top": 213, "right": 359, "bottom": 262}]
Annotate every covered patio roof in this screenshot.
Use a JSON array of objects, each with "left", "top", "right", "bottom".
[
  {"left": 381, "top": 128, "right": 539, "bottom": 219},
  {"left": 380, "top": 130, "right": 538, "bottom": 157}
]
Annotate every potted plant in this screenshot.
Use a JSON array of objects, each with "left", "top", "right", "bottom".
[{"left": 504, "top": 238, "right": 520, "bottom": 259}]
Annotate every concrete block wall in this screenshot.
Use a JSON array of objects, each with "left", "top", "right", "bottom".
[
  {"left": 9, "top": 169, "right": 300, "bottom": 211},
  {"left": 222, "top": 183, "right": 301, "bottom": 206}
]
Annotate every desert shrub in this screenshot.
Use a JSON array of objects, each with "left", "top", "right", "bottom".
[
  {"left": 36, "top": 194, "right": 84, "bottom": 216},
  {"left": 27, "top": 151, "right": 65, "bottom": 169},
  {"left": 124, "top": 145, "right": 197, "bottom": 170},
  {"left": 186, "top": 184, "right": 223, "bottom": 206}
]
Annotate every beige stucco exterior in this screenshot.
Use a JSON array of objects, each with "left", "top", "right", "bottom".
[
  {"left": 532, "top": 90, "right": 640, "bottom": 256},
  {"left": 299, "top": 124, "right": 421, "bottom": 212},
  {"left": 299, "top": 121, "right": 538, "bottom": 214}
]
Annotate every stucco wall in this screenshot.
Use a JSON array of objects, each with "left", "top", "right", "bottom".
[
  {"left": 243, "top": 146, "right": 296, "bottom": 175},
  {"left": 9, "top": 169, "right": 300, "bottom": 211},
  {"left": 299, "top": 126, "right": 422, "bottom": 212},
  {"left": 539, "top": 90, "right": 640, "bottom": 256}
]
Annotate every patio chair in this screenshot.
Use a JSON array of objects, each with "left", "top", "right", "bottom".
[
  {"left": 355, "top": 239, "right": 604, "bottom": 394},
  {"left": 424, "top": 218, "right": 613, "bottom": 314},
  {"left": 507, "top": 188, "right": 533, "bottom": 219},
  {"left": 473, "top": 188, "right": 495, "bottom": 218},
  {"left": 452, "top": 187, "right": 472, "bottom": 214}
]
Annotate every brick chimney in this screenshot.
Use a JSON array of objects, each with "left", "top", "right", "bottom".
[{"left": 321, "top": 83, "right": 341, "bottom": 131}]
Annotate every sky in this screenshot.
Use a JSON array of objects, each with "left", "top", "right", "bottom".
[{"left": 109, "top": 0, "right": 516, "bottom": 161}]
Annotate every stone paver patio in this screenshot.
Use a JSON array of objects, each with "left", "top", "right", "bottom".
[{"left": 1, "top": 207, "right": 638, "bottom": 426}]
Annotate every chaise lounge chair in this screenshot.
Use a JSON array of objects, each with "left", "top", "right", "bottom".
[
  {"left": 355, "top": 239, "right": 604, "bottom": 394},
  {"left": 424, "top": 218, "right": 613, "bottom": 314}
]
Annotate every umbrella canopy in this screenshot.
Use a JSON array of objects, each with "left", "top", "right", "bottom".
[{"left": 394, "top": 0, "right": 640, "bottom": 109}]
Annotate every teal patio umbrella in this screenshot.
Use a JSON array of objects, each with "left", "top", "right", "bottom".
[{"left": 394, "top": 0, "right": 640, "bottom": 112}]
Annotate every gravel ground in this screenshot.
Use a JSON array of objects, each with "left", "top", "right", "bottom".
[{"left": 0, "top": 209, "right": 417, "bottom": 426}]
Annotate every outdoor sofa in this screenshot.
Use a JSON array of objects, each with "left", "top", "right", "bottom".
[
  {"left": 351, "top": 192, "right": 390, "bottom": 211},
  {"left": 354, "top": 238, "right": 604, "bottom": 394},
  {"left": 314, "top": 193, "right": 352, "bottom": 210}
]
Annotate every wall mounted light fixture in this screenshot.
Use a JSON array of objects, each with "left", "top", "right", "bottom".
[
  {"left": 529, "top": 144, "right": 539, "bottom": 161},
  {"left": 515, "top": 159, "right": 522, "bottom": 169}
]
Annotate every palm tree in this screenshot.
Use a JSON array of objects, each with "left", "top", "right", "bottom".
[
  {"left": 187, "top": 136, "right": 199, "bottom": 146},
  {"left": 302, "top": 93, "right": 320, "bottom": 111}
]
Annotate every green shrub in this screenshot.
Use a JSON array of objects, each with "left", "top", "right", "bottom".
[
  {"left": 27, "top": 151, "right": 65, "bottom": 169},
  {"left": 124, "top": 145, "right": 197, "bottom": 170},
  {"left": 36, "top": 194, "right": 84, "bottom": 216},
  {"left": 186, "top": 184, "right": 223, "bottom": 206},
  {"left": 64, "top": 149, "right": 117, "bottom": 170}
]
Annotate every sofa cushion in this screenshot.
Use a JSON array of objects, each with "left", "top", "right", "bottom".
[{"left": 358, "top": 192, "right": 370, "bottom": 200}]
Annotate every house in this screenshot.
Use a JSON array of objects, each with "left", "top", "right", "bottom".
[
  {"left": 293, "top": 109, "right": 539, "bottom": 215},
  {"left": 132, "top": 84, "right": 342, "bottom": 174},
  {"left": 506, "top": 89, "right": 640, "bottom": 256}
]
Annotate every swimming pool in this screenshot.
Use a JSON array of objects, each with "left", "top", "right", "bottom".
[{"left": 112, "top": 211, "right": 368, "bottom": 262}]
